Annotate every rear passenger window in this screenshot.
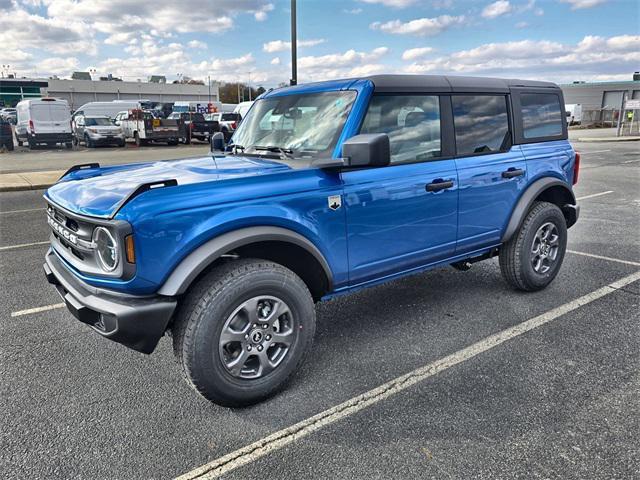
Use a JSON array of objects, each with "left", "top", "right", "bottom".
[
  {"left": 452, "top": 95, "right": 509, "bottom": 155},
  {"left": 520, "top": 93, "right": 563, "bottom": 139},
  {"left": 360, "top": 95, "right": 441, "bottom": 164}
]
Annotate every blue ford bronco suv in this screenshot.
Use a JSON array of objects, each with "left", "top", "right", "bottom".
[{"left": 44, "top": 75, "right": 580, "bottom": 407}]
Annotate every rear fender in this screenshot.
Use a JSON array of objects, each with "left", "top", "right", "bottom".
[{"left": 501, "top": 177, "right": 577, "bottom": 243}]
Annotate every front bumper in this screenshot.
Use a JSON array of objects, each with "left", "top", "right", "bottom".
[
  {"left": 44, "top": 249, "right": 176, "bottom": 354},
  {"left": 87, "top": 134, "right": 125, "bottom": 145}
]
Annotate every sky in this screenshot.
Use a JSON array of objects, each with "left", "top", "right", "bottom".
[{"left": 0, "top": 0, "right": 638, "bottom": 87}]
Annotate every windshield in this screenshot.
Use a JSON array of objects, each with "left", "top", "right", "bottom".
[
  {"left": 85, "top": 118, "right": 112, "bottom": 126},
  {"left": 231, "top": 91, "right": 357, "bottom": 159}
]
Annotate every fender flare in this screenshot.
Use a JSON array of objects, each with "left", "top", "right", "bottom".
[
  {"left": 157, "top": 226, "right": 334, "bottom": 296},
  {"left": 501, "top": 178, "right": 576, "bottom": 243}
]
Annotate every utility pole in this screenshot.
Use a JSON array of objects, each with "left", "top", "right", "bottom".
[
  {"left": 208, "top": 75, "right": 211, "bottom": 103},
  {"left": 290, "top": 0, "right": 297, "bottom": 85},
  {"left": 237, "top": 81, "right": 241, "bottom": 103},
  {"left": 248, "top": 72, "right": 252, "bottom": 101}
]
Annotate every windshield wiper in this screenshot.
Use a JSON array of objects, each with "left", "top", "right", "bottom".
[{"left": 252, "top": 145, "right": 295, "bottom": 160}]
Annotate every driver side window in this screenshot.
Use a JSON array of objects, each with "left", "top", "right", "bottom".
[{"left": 360, "top": 94, "right": 442, "bottom": 164}]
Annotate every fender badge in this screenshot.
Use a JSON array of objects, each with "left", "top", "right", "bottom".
[{"left": 328, "top": 195, "right": 342, "bottom": 211}]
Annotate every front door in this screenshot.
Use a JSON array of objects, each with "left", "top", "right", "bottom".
[{"left": 342, "top": 93, "right": 458, "bottom": 286}]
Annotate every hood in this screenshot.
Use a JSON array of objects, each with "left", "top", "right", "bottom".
[{"left": 45, "top": 155, "right": 292, "bottom": 218}]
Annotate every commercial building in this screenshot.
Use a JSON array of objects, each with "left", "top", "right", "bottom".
[
  {"left": 0, "top": 79, "right": 48, "bottom": 107},
  {"left": 560, "top": 76, "right": 640, "bottom": 109},
  {"left": 0, "top": 77, "right": 220, "bottom": 110}
]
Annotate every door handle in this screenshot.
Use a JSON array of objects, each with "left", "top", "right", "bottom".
[
  {"left": 426, "top": 180, "right": 454, "bottom": 192},
  {"left": 502, "top": 168, "right": 525, "bottom": 179}
]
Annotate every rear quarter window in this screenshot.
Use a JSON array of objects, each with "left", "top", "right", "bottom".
[{"left": 520, "top": 93, "right": 563, "bottom": 139}]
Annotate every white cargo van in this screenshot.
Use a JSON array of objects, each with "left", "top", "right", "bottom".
[
  {"left": 73, "top": 101, "right": 143, "bottom": 121},
  {"left": 233, "top": 101, "right": 254, "bottom": 119},
  {"left": 15, "top": 98, "right": 73, "bottom": 148}
]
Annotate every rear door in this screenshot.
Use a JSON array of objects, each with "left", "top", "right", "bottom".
[
  {"left": 32, "top": 102, "right": 70, "bottom": 134},
  {"left": 453, "top": 94, "right": 528, "bottom": 253},
  {"left": 342, "top": 93, "right": 458, "bottom": 286}
]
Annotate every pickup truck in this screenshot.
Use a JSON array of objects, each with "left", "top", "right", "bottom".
[
  {"left": 43, "top": 74, "right": 579, "bottom": 407},
  {"left": 114, "top": 109, "right": 180, "bottom": 146},
  {"left": 206, "top": 112, "right": 241, "bottom": 141},
  {"left": 167, "top": 111, "right": 218, "bottom": 144}
]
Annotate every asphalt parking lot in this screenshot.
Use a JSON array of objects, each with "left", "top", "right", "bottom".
[{"left": 1, "top": 139, "right": 638, "bottom": 479}]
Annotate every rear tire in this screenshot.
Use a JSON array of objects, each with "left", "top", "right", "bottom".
[
  {"left": 499, "top": 201, "right": 567, "bottom": 291},
  {"left": 171, "top": 259, "right": 316, "bottom": 407}
]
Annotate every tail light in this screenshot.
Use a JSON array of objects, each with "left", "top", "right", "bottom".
[
  {"left": 29, "top": 120, "right": 34, "bottom": 133},
  {"left": 573, "top": 152, "right": 580, "bottom": 185},
  {"left": 189, "top": 123, "right": 194, "bottom": 130},
  {"left": 231, "top": 121, "right": 237, "bottom": 129}
]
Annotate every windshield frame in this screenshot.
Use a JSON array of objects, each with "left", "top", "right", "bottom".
[{"left": 229, "top": 90, "right": 358, "bottom": 161}]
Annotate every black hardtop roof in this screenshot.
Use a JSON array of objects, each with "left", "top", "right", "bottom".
[{"left": 364, "top": 74, "right": 559, "bottom": 93}]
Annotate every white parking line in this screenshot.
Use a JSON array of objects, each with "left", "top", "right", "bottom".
[
  {"left": 622, "top": 159, "right": 640, "bottom": 164},
  {"left": 568, "top": 250, "right": 640, "bottom": 267},
  {"left": 576, "top": 190, "right": 613, "bottom": 201},
  {"left": 0, "top": 241, "right": 49, "bottom": 252},
  {"left": 176, "top": 269, "right": 640, "bottom": 480},
  {"left": 11, "top": 303, "right": 65, "bottom": 317},
  {"left": 0, "top": 207, "right": 45, "bottom": 215}
]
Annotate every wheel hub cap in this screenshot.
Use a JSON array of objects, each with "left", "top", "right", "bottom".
[
  {"left": 218, "top": 296, "right": 296, "bottom": 379},
  {"left": 531, "top": 222, "right": 560, "bottom": 274}
]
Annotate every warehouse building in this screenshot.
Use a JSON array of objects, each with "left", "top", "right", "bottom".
[
  {"left": 1, "top": 77, "right": 220, "bottom": 110},
  {"left": 561, "top": 74, "right": 640, "bottom": 109}
]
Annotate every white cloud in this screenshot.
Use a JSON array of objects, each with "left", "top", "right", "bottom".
[
  {"left": 359, "top": 0, "right": 417, "bottom": 7},
  {"left": 370, "top": 15, "right": 466, "bottom": 36},
  {"left": 0, "top": 5, "right": 96, "bottom": 55},
  {"left": 297, "top": 47, "right": 390, "bottom": 81},
  {"left": 263, "top": 38, "right": 326, "bottom": 53},
  {"left": 402, "top": 35, "right": 639, "bottom": 83},
  {"left": 254, "top": 3, "right": 274, "bottom": 21},
  {"left": 270, "top": 57, "right": 281, "bottom": 65},
  {"left": 187, "top": 40, "right": 208, "bottom": 50},
  {"left": 559, "top": 0, "right": 609, "bottom": 9},
  {"left": 482, "top": 1, "right": 512, "bottom": 19},
  {"left": 38, "top": 57, "right": 81, "bottom": 75},
  {"left": 401, "top": 47, "right": 435, "bottom": 60},
  {"left": 515, "top": 21, "right": 529, "bottom": 28},
  {"left": 343, "top": 8, "right": 363, "bottom": 14}
]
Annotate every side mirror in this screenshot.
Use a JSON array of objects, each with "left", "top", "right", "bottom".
[
  {"left": 342, "top": 133, "right": 390, "bottom": 167},
  {"left": 210, "top": 131, "right": 226, "bottom": 152}
]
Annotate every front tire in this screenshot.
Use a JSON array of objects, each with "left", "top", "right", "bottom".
[
  {"left": 499, "top": 201, "right": 567, "bottom": 291},
  {"left": 171, "top": 259, "right": 316, "bottom": 407}
]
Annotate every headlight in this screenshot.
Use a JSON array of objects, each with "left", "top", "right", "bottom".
[{"left": 93, "top": 227, "right": 118, "bottom": 272}]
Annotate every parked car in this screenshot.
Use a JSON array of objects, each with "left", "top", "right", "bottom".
[
  {"left": 116, "top": 109, "right": 180, "bottom": 146},
  {"left": 73, "top": 115, "right": 125, "bottom": 148},
  {"left": 43, "top": 74, "right": 579, "bottom": 407},
  {"left": 206, "top": 112, "right": 241, "bottom": 141},
  {"left": 1, "top": 108, "right": 17, "bottom": 124},
  {"left": 15, "top": 98, "right": 72, "bottom": 149},
  {"left": 166, "top": 111, "right": 218, "bottom": 144},
  {"left": 0, "top": 119, "right": 14, "bottom": 151}
]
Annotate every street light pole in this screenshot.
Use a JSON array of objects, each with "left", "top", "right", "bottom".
[
  {"left": 290, "top": 0, "right": 297, "bottom": 86},
  {"left": 248, "top": 72, "right": 252, "bottom": 101}
]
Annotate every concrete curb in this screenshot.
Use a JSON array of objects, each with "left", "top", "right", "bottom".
[
  {"left": 577, "top": 136, "right": 640, "bottom": 142},
  {"left": 0, "top": 170, "right": 64, "bottom": 192}
]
